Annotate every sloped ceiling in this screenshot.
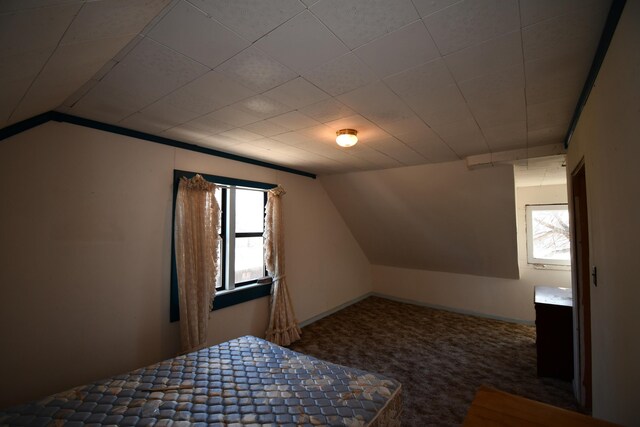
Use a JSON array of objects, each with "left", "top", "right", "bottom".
[
  {"left": 321, "top": 160, "right": 520, "bottom": 278},
  {"left": 1, "top": 0, "right": 611, "bottom": 175}
]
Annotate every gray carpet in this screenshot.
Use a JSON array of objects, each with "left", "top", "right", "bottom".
[{"left": 289, "top": 296, "right": 578, "bottom": 426}]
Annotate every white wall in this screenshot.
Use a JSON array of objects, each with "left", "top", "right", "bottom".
[
  {"left": 0, "top": 122, "right": 371, "bottom": 408},
  {"left": 371, "top": 183, "right": 571, "bottom": 322},
  {"left": 565, "top": 1, "right": 640, "bottom": 423},
  {"left": 322, "top": 161, "right": 520, "bottom": 279}
]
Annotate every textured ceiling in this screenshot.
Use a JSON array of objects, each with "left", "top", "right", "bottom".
[{"left": 1, "top": 0, "right": 611, "bottom": 175}]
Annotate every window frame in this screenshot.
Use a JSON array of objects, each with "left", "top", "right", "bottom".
[
  {"left": 526, "top": 203, "right": 571, "bottom": 266},
  {"left": 170, "top": 170, "right": 275, "bottom": 322}
]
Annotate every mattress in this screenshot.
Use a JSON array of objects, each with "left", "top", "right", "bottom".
[{"left": 0, "top": 335, "right": 402, "bottom": 426}]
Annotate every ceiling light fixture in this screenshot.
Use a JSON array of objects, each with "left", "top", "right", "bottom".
[{"left": 336, "top": 129, "right": 358, "bottom": 147}]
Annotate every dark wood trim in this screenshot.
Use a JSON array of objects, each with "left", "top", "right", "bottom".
[
  {"left": 565, "top": 0, "right": 627, "bottom": 148},
  {"left": 0, "top": 111, "right": 316, "bottom": 179}
]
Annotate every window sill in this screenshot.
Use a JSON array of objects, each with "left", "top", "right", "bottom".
[
  {"left": 529, "top": 263, "right": 571, "bottom": 271},
  {"left": 212, "top": 282, "right": 272, "bottom": 311}
]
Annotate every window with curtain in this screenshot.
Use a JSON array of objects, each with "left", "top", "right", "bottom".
[{"left": 170, "top": 170, "right": 276, "bottom": 322}]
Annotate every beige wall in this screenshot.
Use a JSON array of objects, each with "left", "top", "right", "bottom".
[
  {"left": 0, "top": 122, "right": 370, "bottom": 408},
  {"left": 372, "top": 183, "right": 571, "bottom": 322},
  {"left": 322, "top": 160, "right": 520, "bottom": 279},
  {"left": 565, "top": 1, "right": 640, "bottom": 424}
]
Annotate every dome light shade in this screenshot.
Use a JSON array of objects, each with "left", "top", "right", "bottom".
[{"left": 336, "top": 129, "right": 358, "bottom": 147}]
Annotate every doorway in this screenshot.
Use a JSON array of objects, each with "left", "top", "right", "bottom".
[{"left": 571, "top": 161, "right": 592, "bottom": 411}]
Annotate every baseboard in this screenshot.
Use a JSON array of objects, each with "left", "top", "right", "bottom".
[
  {"left": 299, "top": 292, "right": 374, "bottom": 328},
  {"left": 298, "top": 292, "right": 534, "bottom": 328},
  {"left": 371, "top": 292, "right": 535, "bottom": 325}
]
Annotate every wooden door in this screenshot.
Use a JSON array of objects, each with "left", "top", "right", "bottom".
[{"left": 571, "top": 162, "right": 592, "bottom": 410}]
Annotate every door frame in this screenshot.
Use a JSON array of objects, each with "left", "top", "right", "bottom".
[{"left": 570, "top": 160, "right": 592, "bottom": 411}]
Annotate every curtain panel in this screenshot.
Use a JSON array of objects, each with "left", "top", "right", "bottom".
[
  {"left": 264, "top": 186, "right": 301, "bottom": 346},
  {"left": 174, "top": 174, "right": 220, "bottom": 353}
]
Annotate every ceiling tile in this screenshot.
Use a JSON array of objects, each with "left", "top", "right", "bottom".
[
  {"left": 299, "top": 99, "right": 355, "bottom": 123},
  {"left": 264, "top": 77, "right": 330, "bottom": 109},
  {"left": 161, "top": 71, "right": 255, "bottom": 115},
  {"left": 338, "top": 81, "right": 416, "bottom": 128},
  {"left": 302, "top": 53, "right": 377, "bottom": 96},
  {"left": 527, "top": 125, "right": 566, "bottom": 146},
  {"left": 230, "top": 95, "right": 292, "bottom": 120},
  {"left": 522, "top": 7, "right": 607, "bottom": 63},
  {"left": 411, "top": 0, "right": 463, "bottom": 18},
  {"left": 347, "top": 145, "right": 402, "bottom": 168},
  {"left": 396, "top": 124, "right": 459, "bottom": 162},
  {"left": 310, "top": 0, "right": 419, "bottom": 49},
  {"left": 385, "top": 59, "right": 466, "bottom": 120},
  {"left": 420, "top": 101, "right": 475, "bottom": 129},
  {"left": 254, "top": 11, "right": 348, "bottom": 73},
  {"left": 272, "top": 131, "right": 315, "bottom": 146},
  {"left": 0, "top": 48, "right": 51, "bottom": 122},
  {"left": 524, "top": 49, "right": 592, "bottom": 105},
  {"left": 369, "top": 139, "right": 426, "bottom": 164},
  {"left": 443, "top": 30, "right": 522, "bottom": 83},
  {"left": 385, "top": 57, "right": 455, "bottom": 96},
  {"left": 458, "top": 62, "right": 525, "bottom": 102},
  {"left": 527, "top": 96, "right": 575, "bottom": 131},
  {"left": 139, "top": 98, "right": 201, "bottom": 126},
  {"left": 219, "top": 128, "right": 263, "bottom": 142},
  {"left": 482, "top": 121, "right": 527, "bottom": 151},
  {"left": 120, "top": 112, "right": 175, "bottom": 133},
  {"left": 267, "top": 111, "right": 321, "bottom": 131},
  {"left": 243, "top": 120, "right": 289, "bottom": 137},
  {"left": 298, "top": 124, "right": 338, "bottom": 144},
  {"left": 354, "top": 20, "right": 439, "bottom": 78},
  {"left": 147, "top": 1, "right": 249, "bottom": 68},
  {"left": 11, "top": 35, "right": 134, "bottom": 122},
  {"left": 101, "top": 38, "right": 209, "bottom": 108},
  {"left": 0, "top": 1, "right": 82, "bottom": 13},
  {"left": 70, "top": 80, "right": 142, "bottom": 123},
  {"left": 182, "top": 113, "right": 234, "bottom": 134},
  {"left": 467, "top": 89, "right": 526, "bottom": 129},
  {"left": 188, "top": 0, "right": 305, "bottom": 42},
  {"left": 423, "top": 0, "right": 519, "bottom": 55},
  {"left": 61, "top": 0, "right": 171, "bottom": 45},
  {"left": 215, "top": 47, "right": 297, "bottom": 92},
  {"left": 204, "top": 105, "right": 262, "bottom": 127},
  {"left": 162, "top": 124, "right": 215, "bottom": 142},
  {"left": 519, "top": 0, "right": 609, "bottom": 28},
  {"left": 0, "top": 3, "right": 81, "bottom": 58},
  {"left": 429, "top": 117, "right": 488, "bottom": 157}
]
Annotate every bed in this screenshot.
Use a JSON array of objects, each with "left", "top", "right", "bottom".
[{"left": 0, "top": 336, "right": 402, "bottom": 426}]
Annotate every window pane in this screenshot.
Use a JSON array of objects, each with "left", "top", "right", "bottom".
[
  {"left": 531, "top": 209, "right": 571, "bottom": 261},
  {"left": 235, "top": 237, "right": 264, "bottom": 283},
  {"left": 215, "top": 187, "right": 223, "bottom": 235},
  {"left": 235, "top": 189, "right": 264, "bottom": 232}
]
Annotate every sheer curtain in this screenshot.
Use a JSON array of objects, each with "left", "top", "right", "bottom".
[
  {"left": 264, "top": 186, "right": 301, "bottom": 346},
  {"left": 174, "top": 174, "right": 220, "bottom": 353}
]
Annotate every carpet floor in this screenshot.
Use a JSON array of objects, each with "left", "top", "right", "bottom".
[{"left": 289, "top": 296, "right": 578, "bottom": 426}]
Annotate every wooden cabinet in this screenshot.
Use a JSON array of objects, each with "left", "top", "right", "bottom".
[{"left": 535, "top": 286, "right": 574, "bottom": 380}]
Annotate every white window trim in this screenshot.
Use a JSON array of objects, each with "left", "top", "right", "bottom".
[{"left": 526, "top": 204, "right": 571, "bottom": 266}]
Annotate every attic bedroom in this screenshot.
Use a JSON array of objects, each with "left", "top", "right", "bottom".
[{"left": 1, "top": 1, "right": 639, "bottom": 426}]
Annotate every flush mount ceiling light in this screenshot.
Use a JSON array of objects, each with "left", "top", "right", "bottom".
[{"left": 336, "top": 129, "right": 358, "bottom": 147}]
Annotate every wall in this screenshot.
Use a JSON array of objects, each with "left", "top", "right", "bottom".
[
  {"left": 321, "top": 161, "right": 520, "bottom": 279},
  {"left": 371, "top": 183, "right": 571, "bottom": 322},
  {"left": 565, "top": 1, "right": 640, "bottom": 423},
  {"left": 0, "top": 122, "right": 371, "bottom": 408}
]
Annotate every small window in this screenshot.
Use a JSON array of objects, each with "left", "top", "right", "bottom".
[
  {"left": 526, "top": 204, "right": 571, "bottom": 266},
  {"left": 170, "top": 170, "right": 275, "bottom": 322}
]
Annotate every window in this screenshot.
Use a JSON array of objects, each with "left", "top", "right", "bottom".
[
  {"left": 170, "top": 170, "right": 275, "bottom": 322},
  {"left": 526, "top": 204, "right": 571, "bottom": 266}
]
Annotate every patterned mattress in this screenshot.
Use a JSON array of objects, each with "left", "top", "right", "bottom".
[{"left": 0, "top": 336, "right": 401, "bottom": 426}]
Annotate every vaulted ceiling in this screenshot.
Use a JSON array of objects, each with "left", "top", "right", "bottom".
[{"left": 1, "top": 0, "right": 610, "bottom": 175}]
